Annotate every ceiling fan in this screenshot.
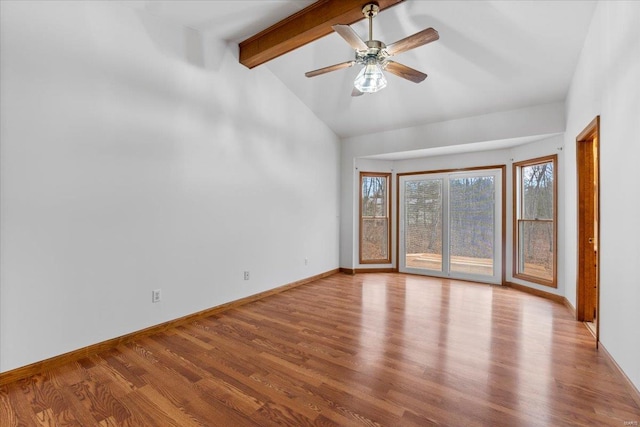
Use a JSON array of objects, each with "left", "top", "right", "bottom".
[{"left": 305, "top": 2, "right": 439, "bottom": 96}]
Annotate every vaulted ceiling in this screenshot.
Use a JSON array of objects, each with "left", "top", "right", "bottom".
[{"left": 118, "top": 0, "right": 597, "bottom": 139}]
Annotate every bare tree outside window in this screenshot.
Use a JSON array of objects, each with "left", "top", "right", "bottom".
[{"left": 360, "top": 173, "right": 391, "bottom": 263}]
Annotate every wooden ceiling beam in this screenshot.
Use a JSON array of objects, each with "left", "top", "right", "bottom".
[{"left": 239, "top": 0, "right": 405, "bottom": 69}]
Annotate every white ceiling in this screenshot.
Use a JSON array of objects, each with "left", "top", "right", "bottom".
[{"left": 117, "top": 0, "right": 597, "bottom": 140}]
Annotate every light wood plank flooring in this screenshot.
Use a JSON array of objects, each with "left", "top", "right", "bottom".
[{"left": 2, "top": 273, "right": 639, "bottom": 426}]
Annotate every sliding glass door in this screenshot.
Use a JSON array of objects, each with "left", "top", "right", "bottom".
[{"left": 399, "top": 169, "right": 502, "bottom": 284}]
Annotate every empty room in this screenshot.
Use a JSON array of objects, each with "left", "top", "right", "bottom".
[{"left": 1, "top": 0, "right": 639, "bottom": 425}]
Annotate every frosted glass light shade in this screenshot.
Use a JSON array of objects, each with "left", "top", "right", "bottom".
[{"left": 354, "top": 62, "right": 387, "bottom": 93}]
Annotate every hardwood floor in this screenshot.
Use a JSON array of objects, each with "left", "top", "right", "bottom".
[{"left": 2, "top": 273, "right": 639, "bottom": 426}]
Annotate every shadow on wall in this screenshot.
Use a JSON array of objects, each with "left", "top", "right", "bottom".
[
  {"left": 136, "top": 10, "right": 231, "bottom": 72},
  {"left": 395, "top": 1, "right": 525, "bottom": 80}
]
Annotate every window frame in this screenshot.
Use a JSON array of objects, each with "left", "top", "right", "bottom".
[
  {"left": 512, "top": 155, "right": 558, "bottom": 287},
  {"left": 359, "top": 172, "right": 392, "bottom": 264}
]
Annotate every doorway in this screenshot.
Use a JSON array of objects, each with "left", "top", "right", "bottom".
[{"left": 576, "top": 116, "right": 600, "bottom": 345}]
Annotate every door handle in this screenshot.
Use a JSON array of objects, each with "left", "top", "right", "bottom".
[{"left": 588, "top": 238, "right": 594, "bottom": 244}]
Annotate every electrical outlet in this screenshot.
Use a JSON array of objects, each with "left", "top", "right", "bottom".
[
  {"left": 152, "top": 289, "right": 161, "bottom": 303},
  {"left": 304, "top": 258, "right": 308, "bottom": 266},
  {"left": 243, "top": 271, "right": 250, "bottom": 280}
]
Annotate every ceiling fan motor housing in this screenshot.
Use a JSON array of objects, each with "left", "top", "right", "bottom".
[{"left": 355, "top": 40, "right": 388, "bottom": 66}]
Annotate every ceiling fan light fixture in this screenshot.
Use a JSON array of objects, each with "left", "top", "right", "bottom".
[{"left": 354, "top": 61, "right": 387, "bottom": 93}]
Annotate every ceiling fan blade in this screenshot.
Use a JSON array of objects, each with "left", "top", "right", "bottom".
[
  {"left": 332, "top": 24, "right": 368, "bottom": 51},
  {"left": 351, "top": 87, "right": 364, "bottom": 97},
  {"left": 384, "top": 61, "right": 428, "bottom": 83},
  {"left": 386, "top": 28, "right": 439, "bottom": 56},
  {"left": 305, "top": 60, "right": 356, "bottom": 78}
]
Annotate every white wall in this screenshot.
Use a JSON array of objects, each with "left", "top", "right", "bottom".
[
  {"left": 563, "top": 1, "right": 640, "bottom": 390},
  {"left": 0, "top": 1, "right": 340, "bottom": 372}
]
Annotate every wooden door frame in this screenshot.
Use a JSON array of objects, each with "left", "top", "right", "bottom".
[{"left": 576, "top": 116, "right": 600, "bottom": 345}]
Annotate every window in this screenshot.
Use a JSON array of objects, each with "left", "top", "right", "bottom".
[
  {"left": 513, "top": 155, "right": 557, "bottom": 287},
  {"left": 360, "top": 172, "right": 391, "bottom": 264}
]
